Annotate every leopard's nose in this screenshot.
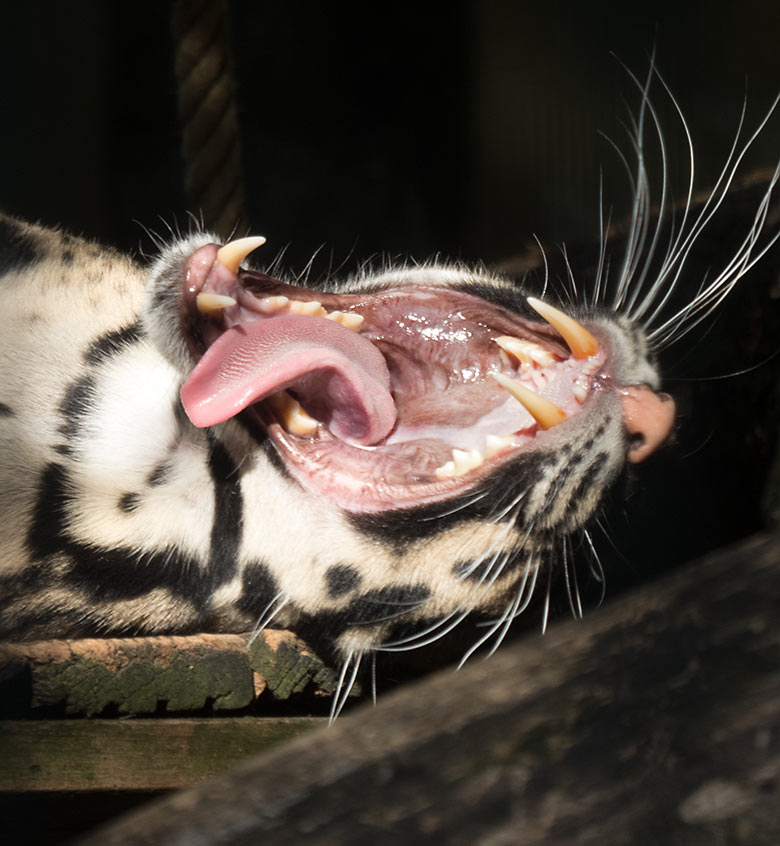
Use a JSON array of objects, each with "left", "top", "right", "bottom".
[{"left": 620, "top": 385, "right": 676, "bottom": 463}]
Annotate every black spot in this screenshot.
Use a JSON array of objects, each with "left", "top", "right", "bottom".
[
  {"left": 146, "top": 462, "right": 169, "bottom": 487},
  {"left": 325, "top": 565, "right": 361, "bottom": 597},
  {"left": 63, "top": 544, "right": 204, "bottom": 602},
  {"left": 85, "top": 322, "right": 142, "bottom": 366},
  {"left": 205, "top": 439, "right": 244, "bottom": 589},
  {"left": 58, "top": 375, "right": 95, "bottom": 445},
  {"left": 26, "top": 463, "right": 70, "bottom": 560},
  {"left": 236, "top": 560, "right": 280, "bottom": 618},
  {"left": 61, "top": 248, "right": 75, "bottom": 265},
  {"left": 0, "top": 402, "right": 14, "bottom": 416},
  {"left": 565, "top": 452, "right": 609, "bottom": 521},
  {"left": 344, "top": 585, "right": 431, "bottom": 625},
  {"left": 0, "top": 216, "right": 40, "bottom": 274},
  {"left": 118, "top": 492, "right": 140, "bottom": 513}
]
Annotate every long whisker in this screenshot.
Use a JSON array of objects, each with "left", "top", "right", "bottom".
[{"left": 329, "top": 650, "right": 362, "bottom": 724}]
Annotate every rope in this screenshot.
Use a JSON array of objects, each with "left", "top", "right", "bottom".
[{"left": 170, "top": 0, "right": 246, "bottom": 239}]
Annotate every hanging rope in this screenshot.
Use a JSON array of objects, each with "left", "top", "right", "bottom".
[{"left": 170, "top": 0, "right": 246, "bottom": 239}]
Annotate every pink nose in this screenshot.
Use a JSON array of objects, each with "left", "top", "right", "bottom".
[{"left": 620, "top": 385, "right": 676, "bottom": 463}]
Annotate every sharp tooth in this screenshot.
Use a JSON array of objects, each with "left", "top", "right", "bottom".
[
  {"left": 435, "top": 448, "right": 484, "bottom": 480},
  {"left": 484, "top": 434, "right": 515, "bottom": 458},
  {"left": 326, "top": 310, "right": 345, "bottom": 322},
  {"left": 453, "top": 448, "right": 483, "bottom": 474},
  {"left": 491, "top": 372, "right": 567, "bottom": 429},
  {"left": 267, "top": 391, "right": 318, "bottom": 436},
  {"left": 256, "top": 295, "right": 289, "bottom": 315},
  {"left": 494, "top": 336, "right": 556, "bottom": 369},
  {"left": 435, "top": 460, "right": 456, "bottom": 480},
  {"left": 196, "top": 292, "right": 237, "bottom": 315},
  {"left": 526, "top": 297, "right": 599, "bottom": 359},
  {"left": 216, "top": 236, "right": 267, "bottom": 274}
]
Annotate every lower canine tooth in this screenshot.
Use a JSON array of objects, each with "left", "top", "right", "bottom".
[
  {"left": 491, "top": 372, "right": 567, "bottom": 429},
  {"left": 196, "top": 292, "right": 237, "bottom": 315},
  {"left": 267, "top": 391, "right": 318, "bottom": 436}
]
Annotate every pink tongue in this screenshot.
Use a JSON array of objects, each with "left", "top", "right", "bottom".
[{"left": 180, "top": 314, "right": 397, "bottom": 445}]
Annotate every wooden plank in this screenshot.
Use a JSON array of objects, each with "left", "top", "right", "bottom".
[
  {"left": 0, "top": 629, "right": 354, "bottom": 716},
  {"left": 0, "top": 717, "right": 323, "bottom": 791},
  {"left": 0, "top": 634, "right": 253, "bottom": 716},
  {"left": 72, "top": 531, "right": 780, "bottom": 846}
]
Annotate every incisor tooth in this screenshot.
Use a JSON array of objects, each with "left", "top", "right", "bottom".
[
  {"left": 196, "top": 292, "right": 237, "bottom": 315},
  {"left": 216, "top": 236, "right": 267, "bottom": 274},
  {"left": 526, "top": 297, "right": 599, "bottom": 360},
  {"left": 491, "top": 372, "right": 567, "bottom": 429},
  {"left": 494, "top": 336, "right": 556, "bottom": 369},
  {"left": 267, "top": 391, "right": 318, "bottom": 436},
  {"left": 484, "top": 434, "right": 515, "bottom": 458}
]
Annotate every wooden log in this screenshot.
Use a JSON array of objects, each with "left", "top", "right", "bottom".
[
  {"left": 0, "top": 717, "right": 322, "bottom": 792},
  {"left": 0, "top": 633, "right": 253, "bottom": 716},
  {"left": 0, "top": 629, "right": 351, "bottom": 716},
  {"left": 74, "top": 530, "right": 780, "bottom": 846}
]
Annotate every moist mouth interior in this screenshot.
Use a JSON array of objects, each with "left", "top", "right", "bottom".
[{"left": 180, "top": 254, "right": 606, "bottom": 510}]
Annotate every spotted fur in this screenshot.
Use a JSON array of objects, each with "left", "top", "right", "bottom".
[{"left": 1, "top": 73, "right": 778, "bottom": 716}]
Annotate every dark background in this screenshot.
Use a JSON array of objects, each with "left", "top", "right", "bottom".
[
  {"left": 1, "top": 0, "right": 779, "bottom": 589},
  {"left": 2, "top": 1, "right": 779, "bottom": 266}
]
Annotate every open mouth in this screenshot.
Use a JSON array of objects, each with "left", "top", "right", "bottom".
[{"left": 178, "top": 238, "right": 608, "bottom": 512}]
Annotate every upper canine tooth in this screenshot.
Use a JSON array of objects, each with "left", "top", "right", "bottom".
[
  {"left": 494, "top": 336, "right": 556, "bottom": 369},
  {"left": 196, "top": 292, "right": 237, "bottom": 315},
  {"left": 491, "top": 372, "right": 567, "bottom": 429},
  {"left": 216, "top": 236, "right": 267, "bottom": 274},
  {"left": 526, "top": 297, "right": 599, "bottom": 360}
]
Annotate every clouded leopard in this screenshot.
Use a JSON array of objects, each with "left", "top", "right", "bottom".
[{"left": 1, "top": 74, "right": 778, "bottom": 716}]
